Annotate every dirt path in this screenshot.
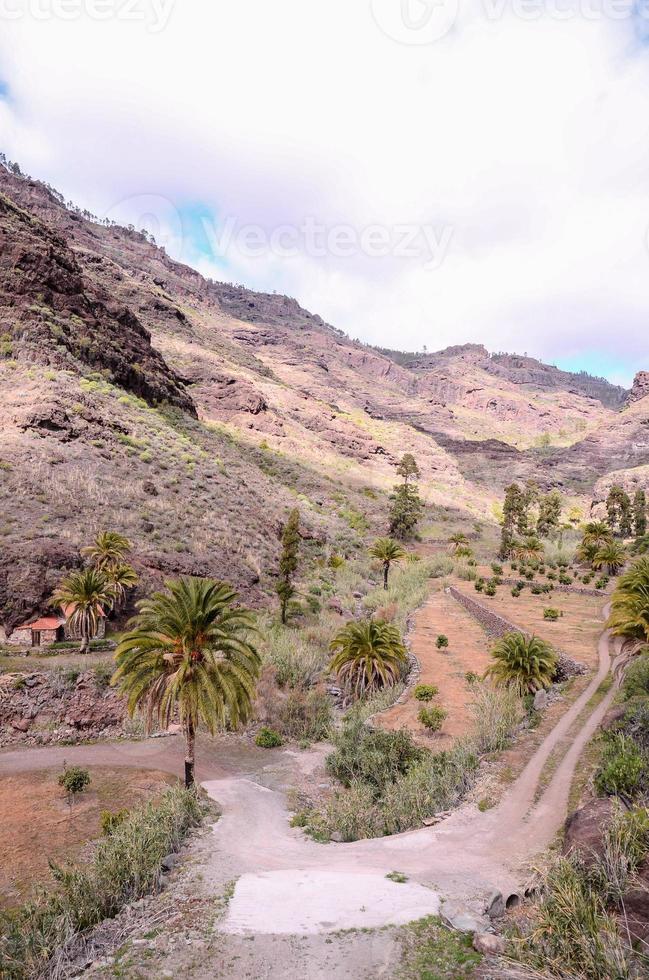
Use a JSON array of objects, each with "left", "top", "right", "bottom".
[{"left": 0, "top": 604, "right": 622, "bottom": 942}]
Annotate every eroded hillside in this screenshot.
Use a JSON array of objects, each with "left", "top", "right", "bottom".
[{"left": 0, "top": 163, "right": 641, "bottom": 627}]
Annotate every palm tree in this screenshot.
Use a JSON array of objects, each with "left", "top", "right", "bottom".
[
  {"left": 484, "top": 632, "right": 557, "bottom": 696},
  {"left": 82, "top": 531, "right": 132, "bottom": 572},
  {"left": 369, "top": 537, "right": 406, "bottom": 590},
  {"left": 112, "top": 577, "right": 260, "bottom": 787},
  {"left": 448, "top": 533, "right": 469, "bottom": 554},
  {"left": 576, "top": 538, "right": 599, "bottom": 566},
  {"left": 592, "top": 541, "right": 627, "bottom": 576},
  {"left": 607, "top": 557, "right": 649, "bottom": 643},
  {"left": 329, "top": 619, "right": 407, "bottom": 698},
  {"left": 109, "top": 563, "right": 139, "bottom": 609},
  {"left": 581, "top": 521, "right": 612, "bottom": 548},
  {"left": 514, "top": 536, "right": 544, "bottom": 562},
  {"left": 52, "top": 568, "right": 116, "bottom": 653}
]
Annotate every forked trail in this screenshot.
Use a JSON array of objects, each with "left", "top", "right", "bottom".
[{"left": 0, "top": 603, "right": 623, "bottom": 934}]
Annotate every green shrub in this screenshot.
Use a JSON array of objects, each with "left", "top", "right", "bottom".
[
  {"left": 274, "top": 688, "right": 332, "bottom": 741},
  {"left": 465, "top": 671, "right": 478, "bottom": 685},
  {"left": 468, "top": 682, "right": 525, "bottom": 754},
  {"left": 326, "top": 719, "right": 425, "bottom": 796},
  {"left": 490, "top": 563, "right": 503, "bottom": 576},
  {"left": 329, "top": 553, "right": 345, "bottom": 569},
  {"left": 414, "top": 684, "right": 438, "bottom": 701},
  {"left": 511, "top": 586, "right": 521, "bottom": 597},
  {"left": 435, "top": 634, "right": 449, "bottom": 649},
  {"left": 0, "top": 788, "right": 202, "bottom": 978},
  {"left": 100, "top": 809, "right": 129, "bottom": 837},
  {"left": 484, "top": 583, "right": 496, "bottom": 597},
  {"left": 58, "top": 766, "right": 90, "bottom": 801},
  {"left": 474, "top": 579, "right": 485, "bottom": 592},
  {"left": 255, "top": 727, "right": 283, "bottom": 748},
  {"left": 559, "top": 574, "right": 572, "bottom": 585},
  {"left": 543, "top": 608, "right": 560, "bottom": 621},
  {"left": 418, "top": 706, "right": 447, "bottom": 732},
  {"left": 621, "top": 652, "right": 649, "bottom": 700},
  {"left": 594, "top": 733, "right": 647, "bottom": 798},
  {"left": 595, "top": 577, "right": 608, "bottom": 590}
]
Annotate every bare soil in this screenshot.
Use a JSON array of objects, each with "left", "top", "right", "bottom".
[{"left": 0, "top": 766, "right": 174, "bottom": 907}]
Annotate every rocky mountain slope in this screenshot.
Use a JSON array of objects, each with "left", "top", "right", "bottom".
[{"left": 0, "top": 161, "right": 644, "bottom": 628}]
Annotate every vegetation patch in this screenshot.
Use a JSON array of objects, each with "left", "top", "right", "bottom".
[{"left": 398, "top": 915, "right": 482, "bottom": 979}]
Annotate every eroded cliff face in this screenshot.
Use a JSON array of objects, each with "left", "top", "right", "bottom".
[
  {"left": 627, "top": 371, "right": 649, "bottom": 407},
  {"left": 0, "top": 191, "right": 195, "bottom": 415}
]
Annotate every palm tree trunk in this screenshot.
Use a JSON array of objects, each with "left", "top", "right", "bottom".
[
  {"left": 80, "top": 622, "right": 90, "bottom": 655},
  {"left": 184, "top": 717, "right": 195, "bottom": 788}
]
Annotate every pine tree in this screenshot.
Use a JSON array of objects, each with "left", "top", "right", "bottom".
[
  {"left": 499, "top": 483, "right": 526, "bottom": 558},
  {"left": 634, "top": 488, "right": 647, "bottom": 539},
  {"left": 396, "top": 453, "right": 420, "bottom": 484},
  {"left": 606, "top": 485, "right": 633, "bottom": 537},
  {"left": 389, "top": 455, "right": 423, "bottom": 540},
  {"left": 536, "top": 490, "right": 562, "bottom": 538},
  {"left": 277, "top": 508, "right": 300, "bottom": 624}
]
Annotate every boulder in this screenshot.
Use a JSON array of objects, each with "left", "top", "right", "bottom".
[
  {"left": 562, "top": 798, "right": 615, "bottom": 867},
  {"left": 533, "top": 689, "right": 548, "bottom": 711},
  {"left": 472, "top": 932, "right": 505, "bottom": 955}
]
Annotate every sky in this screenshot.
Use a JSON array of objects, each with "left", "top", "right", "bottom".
[{"left": 1, "top": 1, "right": 649, "bottom": 386}]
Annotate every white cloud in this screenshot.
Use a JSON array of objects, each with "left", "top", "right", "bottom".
[{"left": 1, "top": 1, "right": 649, "bottom": 382}]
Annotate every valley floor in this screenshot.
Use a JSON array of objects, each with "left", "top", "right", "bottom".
[{"left": 0, "top": 588, "right": 624, "bottom": 978}]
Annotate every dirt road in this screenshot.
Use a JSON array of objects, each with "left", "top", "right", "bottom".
[{"left": 0, "top": 606, "right": 622, "bottom": 940}]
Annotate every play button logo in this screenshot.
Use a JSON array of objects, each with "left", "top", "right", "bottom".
[{"left": 370, "top": 0, "right": 459, "bottom": 45}]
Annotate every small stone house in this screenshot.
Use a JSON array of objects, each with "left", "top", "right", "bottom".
[{"left": 8, "top": 604, "right": 106, "bottom": 648}]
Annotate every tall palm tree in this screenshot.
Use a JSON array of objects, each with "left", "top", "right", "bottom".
[
  {"left": 369, "top": 537, "right": 407, "bottom": 590},
  {"left": 329, "top": 619, "right": 407, "bottom": 698},
  {"left": 514, "top": 536, "right": 544, "bottom": 562},
  {"left": 82, "top": 531, "right": 132, "bottom": 572},
  {"left": 592, "top": 541, "right": 627, "bottom": 576},
  {"left": 484, "top": 632, "right": 557, "bottom": 696},
  {"left": 448, "top": 533, "right": 469, "bottom": 554},
  {"left": 52, "top": 568, "right": 116, "bottom": 653},
  {"left": 109, "top": 563, "right": 139, "bottom": 609},
  {"left": 112, "top": 577, "right": 260, "bottom": 787},
  {"left": 607, "top": 557, "right": 649, "bottom": 643},
  {"left": 576, "top": 538, "right": 599, "bottom": 567}
]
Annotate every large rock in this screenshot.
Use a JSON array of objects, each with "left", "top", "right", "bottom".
[
  {"left": 626, "top": 371, "right": 649, "bottom": 407},
  {"left": 562, "top": 798, "right": 615, "bottom": 867}
]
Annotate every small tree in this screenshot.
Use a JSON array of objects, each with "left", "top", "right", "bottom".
[
  {"left": 369, "top": 537, "right": 406, "bottom": 589},
  {"left": 634, "top": 489, "right": 647, "bottom": 539},
  {"left": 52, "top": 569, "right": 115, "bottom": 653},
  {"left": 485, "top": 632, "right": 557, "bottom": 696},
  {"left": 389, "top": 455, "right": 424, "bottom": 540},
  {"left": 276, "top": 508, "right": 300, "bottom": 624},
  {"left": 59, "top": 765, "right": 90, "bottom": 807}
]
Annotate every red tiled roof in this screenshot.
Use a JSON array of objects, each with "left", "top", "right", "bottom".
[{"left": 17, "top": 615, "right": 65, "bottom": 631}]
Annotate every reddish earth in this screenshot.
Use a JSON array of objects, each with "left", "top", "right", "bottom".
[
  {"left": 379, "top": 587, "right": 492, "bottom": 747},
  {"left": 0, "top": 766, "right": 174, "bottom": 907}
]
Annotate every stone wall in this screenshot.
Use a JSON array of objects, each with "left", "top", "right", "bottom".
[{"left": 447, "top": 586, "right": 587, "bottom": 681}]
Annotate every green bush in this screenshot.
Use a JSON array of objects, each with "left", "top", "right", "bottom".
[
  {"left": 491, "top": 563, "right": 503, "bottom": 576},
  {"left": 418, "top": 706, "right": 447, "bottom": 732},
  {"left": 465, "top": 671, "right": 478, "bottom": 685},
  {"left": 274, "top": 688, "right": 332, "bottom": 741},
  {"left": 58, "top": 766, "right": 90, "bottom": 801},
  {"left": 435, "top": 634, "right": 449, "bottom": 649},
  {"left": 255, "top": 727, "right": 283, "bottom": 748},
  {"left": 414, "top": 683, "right": 438, "bottom": 701},
  {"left": 0, "top": 788, "right": 202, "bottom": 979},
  {"left": 100, "top": 809, "right": 129, "bottom": 836},
  {"left": 621, "top": 652, "right": 649, "bottom": 701},
  {"left": 543, "top": 608, "right": 560, "bottom": 621},
  {"left": 484, "top": 583, "right": 496, "bottom": 597},
  {"left": 594, "top": 733, "right": 648, "bottom": 798},
  {"left": 511, "top": 586, "right": 521, "bottom": 597},
  {"left": 326, "top": 719, "right": 425, "bottom": 796},
  {"left": 474, "top": 579, "right": 485, "bottom": 592}
]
